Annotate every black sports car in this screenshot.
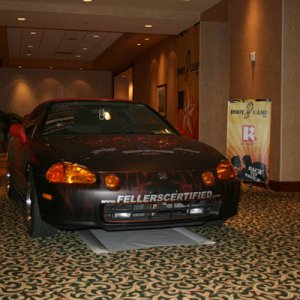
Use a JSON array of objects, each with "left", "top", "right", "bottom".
[{"left": 7, "top": 98, "right": 240, "bottom": 237}]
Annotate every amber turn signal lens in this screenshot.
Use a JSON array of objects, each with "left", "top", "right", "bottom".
[
  {"left": 42, "top": 193, "right": 53, "bottom": 201},
  {"left": 46, "top": 162, "right": 96, "bottom": 184},
  {"left": 202, "top": 171, "right": 215, "bottom": 187},
  {"left": 46, "top": 163, "right": 64, "bottom": 183},
  {"left": 104, "top": 174, "right": 121, "bottom": 190},
  {"left": 216, "top": 160, "right": 236, "bottom": 180}
]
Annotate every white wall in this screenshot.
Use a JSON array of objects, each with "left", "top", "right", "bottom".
[{"left": 0, "top": 68, "right": 112, "bottom": 117}]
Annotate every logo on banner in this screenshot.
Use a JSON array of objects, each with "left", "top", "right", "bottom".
[
  {"left": 230, "top": 101, "right": 269, "bottom": 119},
  {"left": 244, "top": 102, "right": 254, "bottom": 119},
  {"left": 177, "top": 49, "right": 200, "bottom": 80},
  {"left": 242, "top": 125, "right": 255, "bottom": 142}
]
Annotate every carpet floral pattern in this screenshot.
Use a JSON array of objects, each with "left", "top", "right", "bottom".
[{"left": 0, "top": 155, "right": 299, "bottom": 299}]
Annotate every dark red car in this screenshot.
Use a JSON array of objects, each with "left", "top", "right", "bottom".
[{"left": 7, "top": 98, "right": 240, "bottom": 237}]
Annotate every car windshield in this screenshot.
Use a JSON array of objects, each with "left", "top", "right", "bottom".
[{"left": 42, "top": 101, "right": 177, "bottom": 136}]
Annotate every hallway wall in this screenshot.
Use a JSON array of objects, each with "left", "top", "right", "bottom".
[
  {"left": 0, "top": 68, "right": 112, "bottom": 117},
  {"left": 200, "top": 21, "right": 229, "bottom": 156},
  {"left": 281, "top": 0, "right": 300, "bottom": 181},
  {"left": 229, "top": 0, "right": 282, "bottom": 181},
  {"left": 133, "top": 36, "right": 178, "bottom": 126}
]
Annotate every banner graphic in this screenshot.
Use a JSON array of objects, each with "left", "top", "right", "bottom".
[
  {"left": 176, "top": 25, "right": 199, "bottom": 140},
  {"left": 226, "top": 99, "right": 272, "bottom": 183}
]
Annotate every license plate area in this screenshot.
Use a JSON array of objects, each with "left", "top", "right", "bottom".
[{"left": 102, "top": 199, "right": 221, "bottom": 223}]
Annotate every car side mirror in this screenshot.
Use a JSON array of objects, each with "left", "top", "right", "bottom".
[
  {"left": 9, "top": 124, "right": 27, "bottom": 144},
  {"left": 175, "top": 126, "right": 187, "bottom": 136}
]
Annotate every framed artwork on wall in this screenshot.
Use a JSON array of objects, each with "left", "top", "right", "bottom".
[{"left": 157, "top": 84, "right": 167, "bottom": 116}]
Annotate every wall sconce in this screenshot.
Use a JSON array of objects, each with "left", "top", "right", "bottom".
[{"left": 249, "top": 52, "right": 256, "bottom": 64}]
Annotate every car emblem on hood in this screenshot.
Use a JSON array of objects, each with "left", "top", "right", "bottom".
[{"left": 158, "top": 172, "right": 168, "bottom": 180}]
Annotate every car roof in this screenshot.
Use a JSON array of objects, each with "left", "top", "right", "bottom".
[{"left": 44, "top": 98, "right": 138, "bottom": 105}]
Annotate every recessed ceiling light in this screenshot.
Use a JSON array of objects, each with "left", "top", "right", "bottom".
[
  {"left": 17, "top": 17, "right": 26, "bottom": 21},
  {"left": 76, "top": 55, "right": 81, "bottom": 58},
  {"left": 30, "top": 31, "right": 37, "bottom": 35},
  {"left": 49, "top": 66, "right": 53, "bottom": 69},
  {"left": 27, "top": 45, "right": 34, "bottom": 48},
  {"left": 144, "top": 38, "right": 150, "bottom": 41},
  {"left": 26, "top": 53, "right": 32, "bottom": 56},
  {"left": 137, "top": 43, "right": 142, "bottom": 46},
  {"left": 144, "top": 24, "right": 153, "bottom": 28},
  {"left": 83, "top": 0, "right": 93, "bottom": 2},
  {"left": 82, "top": 47, "right": 88, "bottom": 51},
  {"left": 92, "top": 34, "right": 99, "bottom": 38},
  {"left": 18, "top": 66, "right": 22, "bottom": 68}
]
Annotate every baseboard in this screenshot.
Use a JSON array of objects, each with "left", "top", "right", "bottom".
[
  {"left": 268, "top": 180, "right": 300, "bottom": 192},
  {"left": 242, "top": 180, "right": 300, "bottom": 192}
]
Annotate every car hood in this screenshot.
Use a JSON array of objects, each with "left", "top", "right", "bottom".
[{"left": 43, "top": 135, "right": 225, "bottom": 172}]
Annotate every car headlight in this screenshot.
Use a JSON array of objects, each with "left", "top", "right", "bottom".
[
  {"left": 46, "top": 162, "right": 96, "bottom": 184},
  {"left": 216, "top": 160, "right": 236, "bottom": 180}
]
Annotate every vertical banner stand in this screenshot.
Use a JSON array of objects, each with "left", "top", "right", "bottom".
[{"left": 226, "top": 99, "right": 272, "bottom": 190}]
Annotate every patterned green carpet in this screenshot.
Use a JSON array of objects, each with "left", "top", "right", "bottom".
[{"left": 0, "top": 155, "right": 299, "bottom": 299}]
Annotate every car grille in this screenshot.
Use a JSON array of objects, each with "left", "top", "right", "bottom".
[{"left": 102, "top": 199, "right": 221, "bottom": 223}]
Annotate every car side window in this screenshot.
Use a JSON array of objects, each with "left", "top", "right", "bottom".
[
  {"left": 25, "top": 114, "right": 39, "bottom": 138},
  {"left": 24, "top": 105, "right": 44, "bottom": 138}
]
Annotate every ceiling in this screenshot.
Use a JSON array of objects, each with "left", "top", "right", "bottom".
[{"left": 0, "top": 0, "right": 221, "bottom": 72}]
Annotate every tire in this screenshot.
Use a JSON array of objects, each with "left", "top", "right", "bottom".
[{"left": 26, "top": 171, "right": 57, "bottom": 238}]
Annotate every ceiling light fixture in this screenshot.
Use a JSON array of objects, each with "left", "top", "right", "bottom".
[
  {"left": 30, "top": 31, "right": 37, "bottom": 35},
  {"left": 76, "top": 55, "right": 81, "bottom": 58},
  {"left": 144, "top": 38, "right": 150, "bottom": 41},
  {"left": 92, "top": 34, "right": 99, "bottom": 38},
  {"left": 83, "top": 0, "right": 93, "bottom": 2},
  {"left": 144, "top": 24, "right": 153, "bottom": 28},
  {"left": 137, "top": 43, "right": 142, "bottom": 46},
  {"left": 18, "top": 66, "right": 22, "bottom": 68},
  {"left": 82, "top": 47, "right": 88, "bottom": 51},
  {"left": 17, "top": 17, "right": 26, "bottom": 21},
  {"left": 27, "top": 45, "right": 34, "bottom": 48}
]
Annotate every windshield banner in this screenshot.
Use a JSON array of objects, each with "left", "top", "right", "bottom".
[{"left": 226, "top": 99, "right": 272, "bottom": 183}]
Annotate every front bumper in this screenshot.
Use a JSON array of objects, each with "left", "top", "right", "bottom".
[{"left": 34, "top": 173, "right": 240, "bottom": 230}]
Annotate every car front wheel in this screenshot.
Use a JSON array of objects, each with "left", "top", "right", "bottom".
[{"left": 26, "top": 171, "right": 57, "bottom": 238}]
